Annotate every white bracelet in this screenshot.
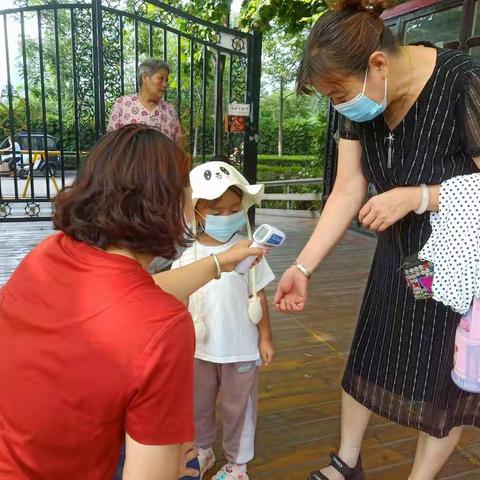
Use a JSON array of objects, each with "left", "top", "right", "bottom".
[{"left": 414, "top": 184, "right": 429, "bottom": 215}]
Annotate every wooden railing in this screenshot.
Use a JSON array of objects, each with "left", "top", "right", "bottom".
[{"left": 259, "top": 177, "right": 323, "bottom": 217}]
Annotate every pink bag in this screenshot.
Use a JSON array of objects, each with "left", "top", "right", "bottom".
[{"left": 452, "top": 297, "right": 480, "bottom": 393}]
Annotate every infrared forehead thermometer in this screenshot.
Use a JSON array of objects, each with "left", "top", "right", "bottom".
[{"left": 236, "top": 224, "right": 286, "bottom": 275}]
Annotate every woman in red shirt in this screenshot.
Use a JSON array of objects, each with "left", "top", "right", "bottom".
[{"left": 0, "top": 125, "right": 264, "bottom": 480}]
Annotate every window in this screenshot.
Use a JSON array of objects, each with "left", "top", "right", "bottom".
[
  {"left": 47, "top": 137, "right": 56, "bottom": 149},
  {"left": 475, "top": 0, "right": 480, "bottom": 36},
  {"left": 404, "top": 7, "right": 462, "bottom": 46},
  {"left": 18, "top": 136, "right": 29, "bottom": 150},
  {"left": 470, "top": 1, "right": 480, "bottom": 58},
  {"left": 32, "top": 136, "right": 42, "bottom": 151}
]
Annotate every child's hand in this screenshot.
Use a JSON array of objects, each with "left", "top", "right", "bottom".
[{"left": 259, "top": 338, "right": 275, "bottom": 366}]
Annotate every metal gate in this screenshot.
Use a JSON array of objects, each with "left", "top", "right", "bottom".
[{"left": 0, "top": 0, "right": 261, "bottom": 221}]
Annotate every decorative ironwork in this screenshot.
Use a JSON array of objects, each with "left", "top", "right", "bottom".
[
  {"left": 73, "top": 8, "right": 96, "bottom": 151},
  {"left": 0, "top": 0, "right": 259, "bottom": 221},
  {"left": 159, "top": 11, "right": 175, "bottom": 26},
  {"left": 102, "top": 9, "right": 123, "bottom": 114},
  {"left": 232, "top": 37, "right": 245, "bottom": 52},
  {"left": 25, "top": 202, "right": 40, "bottom": 218},
  {"left": 209, "top": 30, "right": 221, "bottom": 45},
  {"left": 227, "top": 55, "right": 248, "bottom": 161},
  {"left": 0, "top": 202, "right": 11, "bottom": 219},
  {"left": 230, "top": 57, "right": 248, "bottom": 103}
]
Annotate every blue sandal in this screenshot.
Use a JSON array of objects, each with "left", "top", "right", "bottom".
[{"left": 309, "top": 453, "right": 364, "bottom": 480}]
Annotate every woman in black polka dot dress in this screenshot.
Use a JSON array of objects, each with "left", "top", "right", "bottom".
[{"left": 274, "top": 2, "right": 480, "bottom": 480}]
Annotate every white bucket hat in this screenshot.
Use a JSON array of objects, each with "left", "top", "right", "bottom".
[{"left": 189, "top": 161, "right": 264, "bottom": 208}]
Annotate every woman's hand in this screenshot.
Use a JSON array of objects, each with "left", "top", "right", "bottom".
[
  {"left": 359, "top": 186, "right": 422, "bottom": 232},
  {"left": 178, "top": 442, "right": 199, "bottom": 478},
  {"left": 259, "top": 338, "right": 275, "bottom": 366},
  {"left": 217, "top": 240, "right": 266, "bottom": 273},
  {"left": 274, "top": 266, "right": 308, "bottom": 313}
]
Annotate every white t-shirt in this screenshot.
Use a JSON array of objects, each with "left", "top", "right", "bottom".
[{"left": 172, "top": 234, "right": 275, "bottom": 363}]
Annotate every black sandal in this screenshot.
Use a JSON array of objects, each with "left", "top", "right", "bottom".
[{"left": 308, "top": 453, "right": 364, "bottom": 480}]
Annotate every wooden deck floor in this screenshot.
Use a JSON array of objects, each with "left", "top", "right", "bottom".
[{"left": 1, "top": 215, "right": 479, "bottom": 479}]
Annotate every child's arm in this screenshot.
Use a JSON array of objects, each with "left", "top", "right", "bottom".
[{"left": 257, "top": 290, "right": 275, "bottom": 366}]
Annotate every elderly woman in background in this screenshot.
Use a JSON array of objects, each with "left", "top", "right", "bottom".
[
  {"left": 108, "top": 58, "right": 187, "bottom": 274},
  {"left": 107, "top": 58, "right": 183, "bottom": 146}
]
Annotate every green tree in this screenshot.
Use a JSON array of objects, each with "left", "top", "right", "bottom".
[
  {"left": 262, "top": 26, "right": 304, "bottom": 155},
  {"left": 240, "top": 0, "right": 328, "bottom": 33},
  {"left": 240, "top": 0, "right": 407, "bottom": 33}
]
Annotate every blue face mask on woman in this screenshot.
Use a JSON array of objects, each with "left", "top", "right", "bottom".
[
  {"left": 203, "top": 211, "right": 246, "bottom": 242},
  {"left": 333, "top": 69, "right": 387, "bottom": 122}
]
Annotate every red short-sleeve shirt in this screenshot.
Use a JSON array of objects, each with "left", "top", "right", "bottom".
[{"left": 0, "top": 233, "right": 195, "bottom": 479}]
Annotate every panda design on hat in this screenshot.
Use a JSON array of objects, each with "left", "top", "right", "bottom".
[{"left": 203, "top": 165, "right": 230, "bottom": 181}]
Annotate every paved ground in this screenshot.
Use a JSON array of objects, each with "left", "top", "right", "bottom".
[
  {"left": 0, "top": 221, "right": 54, "bottom": 284},
  {"left": 1, "top": 215, "right": 479, "bottom": 479}
]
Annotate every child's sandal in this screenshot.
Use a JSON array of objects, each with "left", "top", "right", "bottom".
[{"left": 308, "top": 453, "right": 364, "bottom": 480}]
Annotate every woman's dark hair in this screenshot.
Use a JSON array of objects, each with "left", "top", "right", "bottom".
[
  {"left": 54, "top": 124, "right": 191, "bottom": 258},
  {"left": 297, "top": 0, "right": 397, "bottom": 94}
]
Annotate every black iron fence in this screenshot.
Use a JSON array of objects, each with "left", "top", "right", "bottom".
[{"left": 0, "top": 0, "right": 262, "bottom": 221}]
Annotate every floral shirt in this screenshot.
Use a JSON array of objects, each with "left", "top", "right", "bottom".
[{"left": 107, "top": 94, "right": 182, "bottom": 143}]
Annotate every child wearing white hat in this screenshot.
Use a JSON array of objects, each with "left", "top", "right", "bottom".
[{"left": 172, "top": 161, "right": 275, "bottom": 480}]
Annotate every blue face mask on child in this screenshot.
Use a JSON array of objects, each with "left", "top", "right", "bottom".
[
  {"left": 333, "top": 69, "right": 387, "bottom": 122},
  {"left": 203, "top": 211, "right": 246, "bottom": 242}
]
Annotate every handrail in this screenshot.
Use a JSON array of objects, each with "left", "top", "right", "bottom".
[
  {"left": 260, "top": 177, "right": 323, "bottom": 212},
  {"left": 262, "top": 177, "right": 323, "bottom": 187}
]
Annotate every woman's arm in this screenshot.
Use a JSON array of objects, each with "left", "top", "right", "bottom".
[
  {"left": 297, "top": 138, "right": 367, "bottom": 271},
  {"left": 274, "top": 138, "right": 367, "bottom": 312},
  {"left": 123, "top": 436, "right": 198, "bottom": 480},
  {"left": 153, "top": 240, "right": 265, "bottom": 303},
  {"left": 359, "top": 157, "right": 480, "bottom": 231}
]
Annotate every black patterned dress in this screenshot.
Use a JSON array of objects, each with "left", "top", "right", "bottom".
[{"left": 341, "top": 48, "right": 480, "bottom": 438}]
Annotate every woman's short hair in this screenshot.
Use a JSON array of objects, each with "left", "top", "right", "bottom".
[
  {"left": 138, "top": 58, "right": 170, "bottom": 88},
  {"left": 54, "top": 124, "right": 191, "bottom": 258}
]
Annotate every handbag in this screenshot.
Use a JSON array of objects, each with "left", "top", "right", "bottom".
[{"left": 395, "top": 224, "right": 434, "bottom": 300}]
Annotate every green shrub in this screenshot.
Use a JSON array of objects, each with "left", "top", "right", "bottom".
[
  {"left": 258, "top": 117, "right": 326, "bottom": 156},
  {"left": 257, "top": 164, "right": 304, "bottom": 181}
]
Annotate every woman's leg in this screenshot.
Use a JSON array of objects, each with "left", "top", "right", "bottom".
[
  {"left": 409, "top": 426, "right": 464, "bottom": 480},
  {"left": 318, "top": 390, "right": 371, "bottom": 480},
  {"left": 408, "top": 432, "right": 427, "bottom": 480}
]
